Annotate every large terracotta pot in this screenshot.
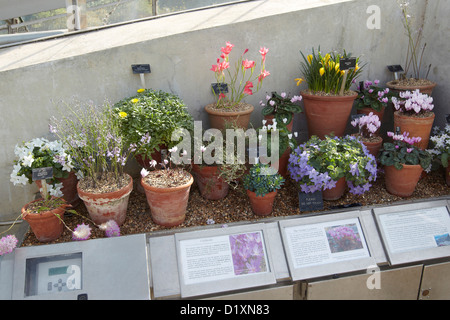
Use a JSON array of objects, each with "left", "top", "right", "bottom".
[
  {"left": 77, "top": 174, "right": 133, "bottom": 226},
  {"left": 301, "top": 91, "right": 357, "bottom": 139},
  {"left": 322, "top": 177, "right": 346, "bottom": 201},
  {"left": 205, "top": 103, "right": 254, "bottom": 130},
  {"left": 393, "top": 111, "right": 435, "bottom": 150},
  {"left": 384, "top": 164, "right": 423, "bottom": 197},
  {"left": 36, "top": 171, "right": 80, "bottom": 207},
  {"left": 141, "top": 171, "right": 193, "bottom": 227},
  {"left": 192, "top": 164, "right": 229, "bottom": 200},
  {"left": 386, "top": 80, "right": 437, "bottom": 96},
  {"left": 22, "top": 199, "right": 66, "bottom": 242},
  {"left": 246, "top": 190, "right": 277, "bottom": 216}
]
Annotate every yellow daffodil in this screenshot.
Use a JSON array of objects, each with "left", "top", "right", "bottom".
[
  {"left": 131, "top": 98, "right": 139, "bottom": 103},
  {"left": 319, "top": 67, "right": 325, "bottom": 76},
  {"left": 307, "top": 54, "right": 313, "bottom": 64},
  {"left": 295, "top": 78, "right": 304, "bottom": 86},
  {"left": 119, "top": 112, "right": 127, "bottom": 118},
  {"left": 137, "top": 88, "right": 145, "bottom": 93}
]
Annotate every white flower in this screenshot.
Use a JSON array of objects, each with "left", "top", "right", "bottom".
[
  {"left": 168, "top": 146, "right": 178, "bottom": 153},
  {"left": 200, "top": 145, "right": 206, "bottom": 152},
  {"left": 22, "top": 154, "right": 34, "bottom": 167},
  {"left": 283, "top": 118, "right": 288, "bottom": 123},
  {"left": 149, "top": 160, "right": 157, "bottom": 168},
  {"left": 75, "top": 171, "right": 84, "bottom": 180},
  {"left": 294, "top": 132, "right": 298, "bottom": 137},
  {"left": 10, "top": 172, "right": 28, "bottom": 186},
  {"left": 140, "top": 168, "right": 149, "bottom": 178},
  {"left": 48, "top": 183, "right": 63, "bottom": 197},
  {"left": 288, "top": 133, "right": 293, "bottom": 139}
]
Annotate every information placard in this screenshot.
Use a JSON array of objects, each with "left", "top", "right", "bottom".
[
  {"left": 373, "top": 201, "right": 450, "bottom": 265},
  {"left": 279, "top": 211, "right": 377, "bottom": 281},
  {"left": 175, "top": 224, "right": 276, "bottom": 298}
]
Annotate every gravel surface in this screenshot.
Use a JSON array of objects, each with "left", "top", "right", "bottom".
[{"left": 20, "top": 168, "right": 449, "bottom": 247}]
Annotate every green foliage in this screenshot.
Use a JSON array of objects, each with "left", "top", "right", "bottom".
[
  {"left": 261, "top": 92, "right": 302, "bottom": 127},
  {"left": 379, "top": 141, "right": 432, "bottom": 170},
  {"left": 243, "top": 163, "right": 285, "bottom": 197},
  {"left": 113, "top": 89, "right": 194, "bottom": 159}
]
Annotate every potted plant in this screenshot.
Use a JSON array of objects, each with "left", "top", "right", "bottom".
[
  {"left": 351, "top": 112, "right": 383, "bottom": 158},
  {"left": 50, "top": 101, "right": 134, "bottom": 226},
  {"left": 140, "top": 146, "right": 193, "bottom": 227},
  {"left": 355, "top": 79, "right": 397, "bottom": 124},
  {"left": 380, "top": 131, "right": 433, "bottom": 197},
  {"left": 113, "top": 88, "right": 194, "bottom": 168},
  {"left": 243, "top": 162, "right": 285, "bottom": 216},
  {"left": 205, "top": 41, "right": 270, "bottom": 130},
  {"left": 386, "top": 1, "right": 436, "bottom": 95},
  {"left": 428, "top": 125, "right": 450, "bottom": 186},
  {"left": 254, "top": 120, "right": 298, "bottom": 178},
  {"left": 10, "top": 137, "right": 80, "bottom": 207},
  {"left": 392, "top": 89, "right": 435, "bottom": 150},
  {"left": 296, "top": 47, "right": 363, "bottom": 139},
  {"left": 260, "top": 91, "right": 303, "bottom": 132},
  {"left": 288, "top": 135, "right": 377, "bottom": 201}
]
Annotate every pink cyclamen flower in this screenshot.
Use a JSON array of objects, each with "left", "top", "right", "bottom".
[
  {"left": 0, "top": 235, "right": 18, "bottom": 256},
  {"left": 244, "top": 81, "right": 254, "bottom": 95},
  {"left": 72, "top": 223, "right": 91, "bottom": 241}
]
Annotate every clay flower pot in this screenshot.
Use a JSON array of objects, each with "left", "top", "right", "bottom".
[
  {"left": 301, "top": 91, "right": 357, "bottom": 139},
  {"left": 205, "top": 103, "right": 254, "bottom": 130},
  {"left": 192, "top": 164, "right": 229, "bottom": 200},
  {"left": 77, "top": 174, "right": 133, "bottom": 226},
  {"left": 322, "top": 177, "right": 346, "bottom": 201},
  {"left": 246, "top": 190, "right": 278, "bottom": 216},
  {"left": 394, "top": 111, "right": 435, "bottom": 150},
  {"left": 35, "top": 171, "right": 81, "bottom": 207},
  {"left": 22, "top": 199, "right": 66, "bottom": 242},
  {"left": 362, "top": 136, "right": 383, "bottom": 158},
  {"left": 386, "top": 80, "right": 437, "bottom": 96},
  {"left": 384, "top": 164, "right": 423, "bottom": 197},
  {"left": 141, "top": 172, "right": 193, "bottom": 227}
]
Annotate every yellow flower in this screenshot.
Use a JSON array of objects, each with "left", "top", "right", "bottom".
[
  {"left": 319, "top": 67, "right": 325, "bottom": 76},
  {"left": 137, "top": 88, "right": 145, "bottom": 93},
  {"left": 355, "top": 63, "right": 359, "bottom": 71},
  {"left": 335, "top": 63, "right": 340, "bottom": 71},
  {"left": 340, "top": 70, "right": 345, "bottom": 76},
  {"left": 119, "top": 112, "right": 127, "bottom": 118},
  {"left": 324, "top": 53, "right": 330, "bottom": 63},
  {"left": 295, "top": 78, "right": 304, "bottom": 86},
  {"left": 131, "top": 98, "right": 139, "bottom": 103},
  {"left": 307, "top": 54, "right": 313, "bottom": 64}
]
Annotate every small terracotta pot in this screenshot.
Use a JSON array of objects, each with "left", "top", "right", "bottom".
[
  {"left": 393, "top": 111, "right": 435, "bottom": 150},
  {"left": 35, "top": 171, "right": 80, "bottom": 207},
  {"left": 264, "top": 113, "right": 294, "bottom": 132},
  {"left": 246, "top": 190, "right": 277, "bottom": 216},
  {"left": 192, "top": 164, "right": 229, "bottom": 200},
  {"left": 322, "top": 178, "right": 346, "bottom": 201},
  {"left": 77, "top": 174, "right": 133, "bottom": 226},
  {"left": 386, "top": 81, "right": 437, "bottom": 96},
  {"left": 362, "top": 136, "right": 383, "bottom": 158},
  {"left": 301, "top": 91, "right": 357, "bottom": 139},
  {"left": 22, "top": 199, "right": 66, "bottom": 242},
  {"left": 205, "top": 103, "right": 254, "bottom": 130},
  {"left": 384, "top": 164, "right": 423, "bottom": 197},
  {"left": 141, "top": 172, "right": 193, "bottom": 227}
]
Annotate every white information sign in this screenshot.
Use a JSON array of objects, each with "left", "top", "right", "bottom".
[
  {"left": 178, "top": 231, "right": 269, "bottom": 286},
  {"left": 284, "top": 218, "right": 371, "bottom": 269},
  {"left": 378, "top": 206, "right": 450, "bottom": 254}
]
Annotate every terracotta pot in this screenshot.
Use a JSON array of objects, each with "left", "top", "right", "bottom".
[
  {"left": 393, "top": 111, "right": 435, "bottom": 150},
  {"left": 205, "top": 103, "right": 254, "bottom": 130},
  {"left": 322, "top": 177, "right": 346, "bottom": 201},
  {"left": 141, "top": 172, "right": 193, "bottom": 227},
  {"left": 362, "top": 136, "right": 383, "bottom": 158},
  {"left": 77, "top": 174, "right": 133, "bottom": 226},
  {"left": 135, "top": 145, "right": 168, "bottom": 168},
  {"left": 192, "top": 164, "right": 229, "bottom": 200},
  {"left": 301, "top": 91, "right": 357, "bottom": 139},
  {"left": 384, "top": 164, "right": 423, "bottom": 197},
  {"left": 386, "top": 80, "right": 437, "bottom": 96},
  {"left": 264, "top": 113, "right": 294, "bottom": 132},
  {"left": 35, "top": 171, "right": 81, "bottom": 207},
  {"left": 22, "top": 199, "right": 66, "bottom": 242},
  {"left": 246, "top": 189, "right": 277, "bottom": 216}
]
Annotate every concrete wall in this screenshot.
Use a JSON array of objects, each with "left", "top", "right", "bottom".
[{"left": 0, "top": 0, "right": 448, "bottom": 219}]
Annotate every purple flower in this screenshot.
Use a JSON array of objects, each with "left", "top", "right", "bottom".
[
  {"left": 72, "top": 223, "right": 91, "bottom": 241},
  {"left": 0, "top": 235, "right": 18, "bottom": 255},
  {"left": 99, "top": 220, "right": 120, "bottom": 237}
]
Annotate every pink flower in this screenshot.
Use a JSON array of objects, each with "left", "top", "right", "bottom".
[
  {"left": 244, "top": 81, "right": 254, "bottom": 95},
  {"left": 258, "top": 70, "right": 270, "bottom": 83},
  {"left": 259, "top": 47, "right": 269, "bottom": 62},
  {"left": 0, "top": 235, "right": 18, "bottom": 256},
  {"left": 242, "top": 59, "right": 255, "bottom": 69},
  {"left": 221, "top": 42, "right": 234, "bottom": 56},
  {"left": 99, "top": 220, "right": 121, "bottom": 237},
  {"left": 73, "top": 223, "right": 91, "bottom": 241},
  {"left": 218, "top": 93, "right": 226, "bottom": 100}
]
